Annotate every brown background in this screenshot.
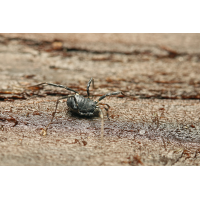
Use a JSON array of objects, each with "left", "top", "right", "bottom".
[{"left": 0, "top": 33, "right": 200, "bottom": 165}]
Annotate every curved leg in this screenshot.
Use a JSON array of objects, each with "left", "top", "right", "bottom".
[
  {"left": 41, "top": 96, "right": 69, "bottom": 136},
  {"left": 99, "top": 103, "right": 110, "bottom": 120},
  {"left": 34, "top": 82, "right": 78, "bottom": 94},
  {"left": 98, "top": 107, "right": 104, "bottom": 145},
  {"left": 98, "top": 91, "right": 124, "bottom": 102},
  {"left": 87, "top": 78, "right": 94, "bottom": 98}
]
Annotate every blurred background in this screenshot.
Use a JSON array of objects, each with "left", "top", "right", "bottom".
[
  {"left": 1, "top": 33, "right": 200, "bottom": 100},
  {"left": 1, "top": 33, "right": 200, "bottom": 166}
]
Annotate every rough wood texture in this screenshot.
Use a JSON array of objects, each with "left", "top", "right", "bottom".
[{"left": 0, "top": 33, "right": 200, "bottom": 165}]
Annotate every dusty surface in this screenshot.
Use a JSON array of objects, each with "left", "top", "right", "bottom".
[{"left": 1, "top": 33, "right": 200, "bottom": 165}]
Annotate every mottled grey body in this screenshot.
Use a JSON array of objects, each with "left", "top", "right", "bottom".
[
  {"left": 67, "top": 94, "right": 99, "bottom": 116},
  {"left": 34, "top": 78, "right": 124, "bottom": 138}
]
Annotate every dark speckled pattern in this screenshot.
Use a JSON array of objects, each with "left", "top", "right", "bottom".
[{"left": 67, "top": 95, "right": 98, "bottom": 116}]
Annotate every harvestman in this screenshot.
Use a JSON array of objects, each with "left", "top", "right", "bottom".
[{"left": 34, "top": 78, "right": 124, "bottom": 140}]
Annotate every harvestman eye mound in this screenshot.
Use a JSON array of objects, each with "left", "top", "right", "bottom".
[{"left": 32, "top": 78, "right": 125, "bottom": 141}]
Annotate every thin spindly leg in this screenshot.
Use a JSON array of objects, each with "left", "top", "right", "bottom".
[
  {"left": 99, "top": 107, "right": 104, "bottom": 145},
  {"left": 86, "top": 78, "right": 94, "bottom": 98},
  {"left": 98, "top": 91, "right": 125, "bottom": 102},
  {"left": 99, "top": 103, "right": 110, "bottom": 120},
  {"left": 41, "top": 96, "right": 69, "bottom": 136},
  {"left": 33, "top": 82, "right": 78, "bottom": 94}
]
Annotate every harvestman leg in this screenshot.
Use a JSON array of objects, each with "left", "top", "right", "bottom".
[
  {"left": 35, "top": 83, "right": 78, "bottom": 135},
  {"left": 98, "top": 91, "right": 124, "bottom": 102},
  {"left": 97, "top": 91, "right": 125, "bottom": 143},
  {"left": 41, "top": 96, "right": 69, "bottom": 136},
  {"left": 35, "top": 82, "right": 78, "bottom": 94},
  {"left": 99, "top": 103, "right": 110, "bottom": 120},
  {"left": 86, "top": 78, "right": 94, "bottom": 98},
  {"left": 98, "top": 107, "right": 104, "bottom": 145},
  {"left": 41, "top": 94, "right": 82, "bottom": 136},
  {"left": 97, "top": 91, "right": 124, "bottom": 120}
]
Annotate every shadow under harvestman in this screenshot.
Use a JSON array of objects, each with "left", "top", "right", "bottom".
[{"left": 33, "top": 78, "right": 125, "bottom": 141}]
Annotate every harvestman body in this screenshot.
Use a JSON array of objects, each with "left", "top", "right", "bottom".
[{"left": 35, "top": 78, "right": 124, "bottom": 140}]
